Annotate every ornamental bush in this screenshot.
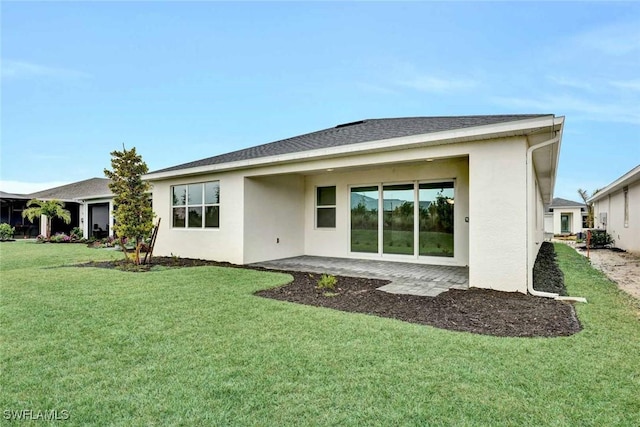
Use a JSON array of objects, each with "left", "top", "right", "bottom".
[
  {"left": 589, "top": 229, "right": 614, "bottom": 248},
  {"left": 104, "top": 146, "right": 154, "bottom": 265},
  {"left": 70, "top": 227, "right": 83, "bottom": 240},
  {"left": 316, "top": 274, "right": 338, "bottom": 291},
  {"left": 0, "top": 223, "right": 15, "bottom": 240},
  {"left": 49, "top": 233, "right": 72, "bottom": 243}
]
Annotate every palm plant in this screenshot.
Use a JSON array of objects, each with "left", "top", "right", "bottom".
[
  {"left": 577, "top": 188, "right": 598, "bottom": 229},
  {"left": 22, "top": 199, "right": 71, "bottom": 240}
]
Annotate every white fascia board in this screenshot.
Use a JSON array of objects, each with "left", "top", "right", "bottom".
[
  {"left": 588, "top": 164, "right": 640, "bottom": 203},
  {"left": 75, "top": 194, "right": 114, "bottom": 202},
  {"left": 37, "top": 197, "right": 77, "bottom": 204},
  {"left": 143, "top": 115, "right": 559, "bottom": 182}
]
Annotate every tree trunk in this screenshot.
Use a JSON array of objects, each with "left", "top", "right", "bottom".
[
  {"left": 134, "top": 242, "right": 141, "bottom": 265},
  {"left": 46, "top": 217, "right": 52, "bottom": 240},
  {"left": 120, "top": 237, "right": 129, "bottom": 261}
]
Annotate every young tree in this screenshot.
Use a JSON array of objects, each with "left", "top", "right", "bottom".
[
  {"left": 104, "top": 146, "right": 154, "bottom": 265},
  {"left": 577, "top": 188, "right": 599, "bottom": 228},
  {"left": 22, "top": 199, "right": 71, "bottom": 240}
]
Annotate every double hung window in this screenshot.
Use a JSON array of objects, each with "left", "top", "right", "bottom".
[{"left": 316, "top": 186, "right": 336, "bottom": 228}]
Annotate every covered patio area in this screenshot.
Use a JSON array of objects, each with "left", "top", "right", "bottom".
[{"left": 252, "top": 255, "right": 469, "bottom": 296}]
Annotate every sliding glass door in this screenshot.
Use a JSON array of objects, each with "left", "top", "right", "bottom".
[
  {"left": 383, "top": 184, "right": 414, "bottom": 255},
  {"left": 350, "top": 186, "right": 379, "bottom": 253},
  {"left": 418, "top": 182, "right": 454, "bottom": 257},
  {"left": 351, "top": 181, "right": 454, "bottom": 258}
]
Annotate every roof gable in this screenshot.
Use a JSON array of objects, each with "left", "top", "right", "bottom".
[
  {"left": 150, "top": 115, "right": 551, "bottom": 175},
  {"left": 548, "top": 197, "right": 586, "bottom": 209}
]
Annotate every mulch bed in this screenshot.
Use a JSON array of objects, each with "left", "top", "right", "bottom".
[
  {"left": 256, "top": 274, "right": 581, "bottom": 338},
  {"left": 78, "top": 250, "right": 581, "bottom": 338},
  {"left": 533, "top": 242, "right": 567, "bottom": 296}
]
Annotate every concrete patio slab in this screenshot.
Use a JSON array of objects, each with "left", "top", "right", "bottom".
[{"left": 251, "top": 256, "right": 469, "bottom": 297}]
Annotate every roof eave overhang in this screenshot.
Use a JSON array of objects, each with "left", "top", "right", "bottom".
[
  {"left": 75, "top": 193, "right": 114, "bottom": 202},
  {"left": 144, "top": 115, "right": 560, "bottom": 182},
  {"left": 529, "top": 116, "right": 564, "bottom": 204},
  {"left": 588, "top": 165, "right": 640, "bottom": 203},
  {"left": 28, "top": 197, "right": 78, "bottom": 204}
]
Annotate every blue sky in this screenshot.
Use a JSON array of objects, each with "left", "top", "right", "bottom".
[{"left": 1, "top": 2, "right": 638, "bottom": 200}]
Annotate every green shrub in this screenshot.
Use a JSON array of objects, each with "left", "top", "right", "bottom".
[
  {"left": 70, "top": 226, "right": 83, "bottom": 239},
  {"left": 0, "top": 223, "right": 15, "bottom": 240},
  {"left": 49, "top": 233, "right": 71, "bottom": 243},
  {"left": 589, "top": 229, "right": 614, "bottom": 248},
  {"left": 316, "top": 274, "right": 337, "bottom": 291}
]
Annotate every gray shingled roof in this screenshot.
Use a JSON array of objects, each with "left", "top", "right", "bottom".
[
  {"left": 0, "top": 191, "right": 29, "bottom": 200},
  {"left": 151, "top": 115, "right": 551, "bottom": 174},
  {"left": 548, "top": 198, "right": 586, "bottom": 209},
  {"left": 27, "top": 178, "right": 112, "bottom": 201}
]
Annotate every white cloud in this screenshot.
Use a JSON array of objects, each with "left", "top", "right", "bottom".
[
  {"left": 1, "top": 59, "right": 90, "bottom": 80},
  {"left": 355, "top": 82, "right": 400, "bottom": 95},
  {"left": 574, "top": 21, "right": 640, "bottom": 56},
  {"left": 547, "top": 75, "right": 595, "bottom": 92},
  {"left": 491, "top": 94, "right": 640, "bottom": 125},
  {"left": 396, "top": 75, "right": 477, "bottom": 93},
  {"left": 0, "top": 180, "right": 72, "bottom": 195},
  {"left": 609, "top": 79, "right": 640, "bottom": 91}
]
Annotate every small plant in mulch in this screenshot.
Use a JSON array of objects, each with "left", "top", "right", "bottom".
[
  {"left": 170, "top": 253, "right": 182, "bottom": 266},
  {"left": 87, "top": 236, "right": 117, "bottom": 248},
  {"left": 49, "top": 233, "right": 72, "bottom": 243},
  {"left": 0, "top": 223, "right": 16, "bottom": 241},
  {"left": 316, "top": 274, "right": 341, "bottom": 297},
  {"left": 316, "top": 274, "right": 338, "bottom": 291}
]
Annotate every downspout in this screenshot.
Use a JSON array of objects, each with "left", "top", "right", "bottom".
[
  {"left": 526, "top": 131, "right": 587, "bottom": 302},
  {"left": 526, "top": 135, "right": 560, "bottom": 298}
]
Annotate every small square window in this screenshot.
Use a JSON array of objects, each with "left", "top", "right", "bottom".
[
  {"left": 173, "top": 185, "right": 187, "bottom": 206},
  {"left": 317, "top": 186, "right": 336, "bottom": 206},
  {"left": 317, "top": 207, "right": 336, "bottom": 228},
  {"left": 173, "top": 207, "right": 186, "bottom": 227},
  {"left": 188, "top": 207, "right": 203, "bottom": 228}
]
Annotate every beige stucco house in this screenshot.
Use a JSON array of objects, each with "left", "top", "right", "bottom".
[
  {"left": 144, "top": 115, "right": 564, "bottom": 294},
  {"left": 589, "top": 165, "right": 640, "bottom": 254},
  {"left": 544, "top": 198, "right": 587, "bottom": 237}
]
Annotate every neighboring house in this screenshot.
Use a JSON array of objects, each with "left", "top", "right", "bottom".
[
  {"left": 0, "top": 191, "right": 40, "bottom": 237},
  {"left": 589, "top": 165, "right": 640, "bottom": 254},
  {"left": 544, "top": 198, "right": 587, "bottom": 236},
  {"left": 144, "top": 114, "right": 564, "bottom": 294},
  {"left": 0, "top": 178, "right": 115, "bottom": 239}
]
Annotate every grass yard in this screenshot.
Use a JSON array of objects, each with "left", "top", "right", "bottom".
[{"left": 1, "top": 242, "right": 639, "bottom": 426}]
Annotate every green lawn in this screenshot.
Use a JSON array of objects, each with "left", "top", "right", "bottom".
[{"left": 1, "top": 242, "right": 639, "bottom": 426}]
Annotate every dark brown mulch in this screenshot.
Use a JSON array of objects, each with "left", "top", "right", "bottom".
[
  {"left": 533, "top": 242, "right": 567, "bottom": 296},
  {"left": 78, "top": 256, "right": 581, "bottom": 338},
  {"left": 255, "top": 273, "right": 581, "bottom": 338}
]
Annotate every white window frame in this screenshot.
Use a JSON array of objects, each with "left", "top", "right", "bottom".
[
  {"left": 315, "top": 186, "right": 337, "bottom": 229},
  {"left": 171, "top": 181, "right": 220, "bottom": 229},
  {"left": 347, "top": 179, "right": 456, "bottom": 260}
]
